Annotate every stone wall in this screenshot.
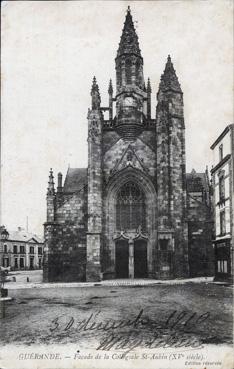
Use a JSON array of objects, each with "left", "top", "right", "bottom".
[{"left": 43, "top": 187, "right": 87, "bottom": 282}]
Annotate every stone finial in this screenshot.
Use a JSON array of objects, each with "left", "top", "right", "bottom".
[
  {"left": 47, "top": 168, "right": 55, "bottom": 195},
  {"left": 91, "top": 76, "right": 101, "bottom": 109},
  {"left": 158, "top": 55, "right": 182, "bottom": 93}
]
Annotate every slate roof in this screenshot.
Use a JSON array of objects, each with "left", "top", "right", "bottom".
[
  {"left": 63, "top": 168, "right": 87, "bottom": 193},
  {"left": 63, "top": 168, "right": 208, "bottom": 194},
  {"left": 2, "top": 229, "right": 44, "bottom": 243}
]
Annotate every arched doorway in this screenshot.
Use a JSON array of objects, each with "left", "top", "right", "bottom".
[
  {"left": 134, "top": 239, "right": 147, "bottom": 278},
  {"left": 104, "top": 167, "right": 157, "bottom": 279},
  {"left": 115, "top": 239, "right": 129, "bottom": 278}
]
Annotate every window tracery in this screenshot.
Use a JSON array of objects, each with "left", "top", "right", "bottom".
[{"left": 116, "top": 182, "right": 146, "bottom": 230}]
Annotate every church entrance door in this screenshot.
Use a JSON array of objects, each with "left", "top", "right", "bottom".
[
  {"left": 134, "top": 240, "right": 147, "bottom": 278},
  {"left": 115, "top": 240, "right": 129, "bottom": 278}
]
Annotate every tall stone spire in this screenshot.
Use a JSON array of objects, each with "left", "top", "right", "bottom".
[
  {"left": 159, "top": 55, "right": 182, "bottom": 93},
  {"left": 117, "top": 6, "right": 141, "bottom": 58},
  {"left": 91, "top": 76, "right": 101, "bottom": 110}
]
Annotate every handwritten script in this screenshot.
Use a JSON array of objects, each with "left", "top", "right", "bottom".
[{"left": 49, "top": 309, "right": 210, "bottom": 354}]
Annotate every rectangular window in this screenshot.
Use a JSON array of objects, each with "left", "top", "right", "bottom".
[
  {"left": 14, "top": 258, "right": 18, "bottom": 268},
  {"left": 220, "top": 210, "right": 226, "bottom": 235},
  {"left": 20, "top": 245, "right": 25, "bottom": 254},
  {"left": 4, "top": 244, "right": 7, "bottom": 253},
  {"left": 217, "top": 260, "right": 228, "bottom": 273},
  {"left": 219, "top": 176, "right": 225, "bottom": 201},
  {"left": 219, "top": 144, "right": 223, "bottom": 161},
  {"left": 38, "top": 258, "right": 42, "bottom": 269},
  {"left": 38, "top": 247, "right": 42, "bottom": 255},
  {"left": 13, "top": 245, "right": 18, "bottom": 254},
  {"left": 223, "top": 260, "right": 228, "bottom": 273},
  {"left": 20, "top": 258, "right": 24, "bottom": 268},
  {"left": 30, "top": 246, "right": 34, "bottom": 254}
]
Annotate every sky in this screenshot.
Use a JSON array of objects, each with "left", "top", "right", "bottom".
[{"left": 1, "top": 0, "right": 233, "bottom": 236}]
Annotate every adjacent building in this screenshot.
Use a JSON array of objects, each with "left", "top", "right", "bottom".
[
  {"left": 210, "top": 124, "right": 234, "bottom": 282},
  {"left": 186, "top": 169, "right": 214, "bottom": 277},
  {"left": 43, "top": 7, "right": 213, "bottom": 282},
  {"left": 0, "top": 226, "right": 44, "bottom": 270}
]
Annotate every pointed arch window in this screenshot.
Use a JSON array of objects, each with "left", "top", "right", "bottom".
[{"left": 116, "top": 182, "right": 146, "bottom": 231}]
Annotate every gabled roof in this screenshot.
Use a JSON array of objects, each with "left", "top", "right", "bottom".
[
  {"left": 6, "top": 230, "right": 43, "bottom": 243},
  {"left": 63, "top": 168, "right": 87, "bottom": 193}
]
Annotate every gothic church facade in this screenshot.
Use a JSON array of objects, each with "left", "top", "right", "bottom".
[{"left": 43, "top": 8, "right": 212, "bottom": 282}]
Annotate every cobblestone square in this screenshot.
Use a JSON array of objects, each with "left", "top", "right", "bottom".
[{"left": 0, "top": 278, "right": 232, "bottom": 350}]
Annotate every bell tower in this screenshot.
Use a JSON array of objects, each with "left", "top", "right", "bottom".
[{"left": 115, "top": 6, "right": 147, "bottom": 140}]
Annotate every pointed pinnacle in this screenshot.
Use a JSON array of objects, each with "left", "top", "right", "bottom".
[
  {"left": 91, "top": 76, "right": 99, "bottom": 93},
  {"left": 47, "top": 168, "right": 55, "bottom": 194},
  {"left": 165, "top": 55, "right": 174, "bottom": 72},
  {"left": 92, "top": 76, "right": 96, "bottom": 88},
  {"left": 159, "top": 55, "right": 182, "bottom": 93},
  {"left": 147, "top": 78, "right": 152, "bottom": 93},
  {"left": 49, "top": 168, "right": 54, "bottom": 179},
  {"left": 108, "top": 79, "right": 113, "bottom": 94}
]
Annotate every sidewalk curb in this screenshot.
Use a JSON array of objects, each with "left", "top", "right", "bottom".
[{"left": 5, "top": 277, "right": 219, "bottom": 290}]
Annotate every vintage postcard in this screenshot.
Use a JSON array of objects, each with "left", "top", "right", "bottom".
[{"left": 1, "top": 1, "right": 233, "bottom": 369}]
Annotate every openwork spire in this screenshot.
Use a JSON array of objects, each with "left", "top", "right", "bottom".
[
  {"left": 117, "top": 6, "right": 141, "bottom": 58},
  {"left": 159, "top": 55, "right": 182, "bottom": 93}
]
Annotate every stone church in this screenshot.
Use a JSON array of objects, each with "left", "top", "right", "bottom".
[{"left": 43, "top": 7, "right": 214, "bottom": 282}]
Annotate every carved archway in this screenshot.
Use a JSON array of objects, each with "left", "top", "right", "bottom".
[{"left": 103, "top": 167, "right": 157, "bottom": 278}]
